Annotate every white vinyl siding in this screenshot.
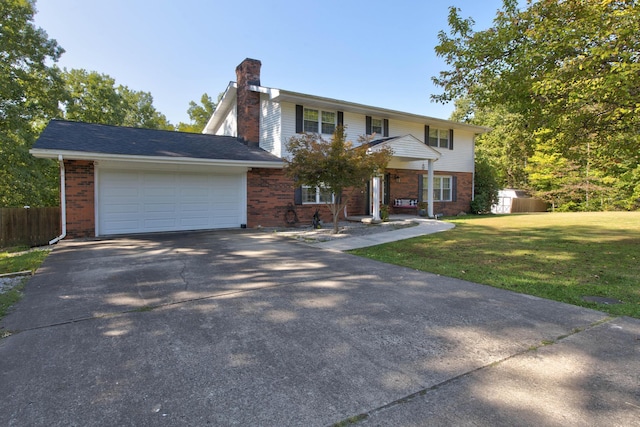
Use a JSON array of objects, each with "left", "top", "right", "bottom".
[
  {"left": 260, "top": 93, "right": 281, "bottom": 156},
  {"left": 214, "top": 105, "right": 237, "bottom": 137},
  {"left": 271, "top": 102, "right": 476, "bottom": 173},
  {"left": 280, "top": 102, "right": 297, "bottom": 159}
]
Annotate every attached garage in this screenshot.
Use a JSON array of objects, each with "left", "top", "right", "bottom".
[
  {"left": 30, "top": 120, "right": 283, "bottom": 239},
  {"left": 97, "top": 169, "right": 246, "bottom": 235}
]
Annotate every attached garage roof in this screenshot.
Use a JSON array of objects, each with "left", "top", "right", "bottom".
[{"left": 31, "top": 120, "right": 283, "bottom": 168}]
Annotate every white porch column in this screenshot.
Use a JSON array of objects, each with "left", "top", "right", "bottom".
[
  {"left": 372, "top": 175, "right": 381, "bottom": 221},
  {"left": 427, "top": 159, "right": 434, "bottom": 218}
]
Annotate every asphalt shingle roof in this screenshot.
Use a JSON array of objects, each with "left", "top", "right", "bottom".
[{"left": 33, "top": 120, "right": 283, "bottom": 164}]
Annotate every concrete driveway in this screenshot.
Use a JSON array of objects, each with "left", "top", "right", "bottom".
[{"left": 1, "top": 230, "right": 638, "bottom": 426}]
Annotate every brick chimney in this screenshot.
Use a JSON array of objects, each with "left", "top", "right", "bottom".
[{"left": 236, "top": 58, "right": 261, "bottom": 148}]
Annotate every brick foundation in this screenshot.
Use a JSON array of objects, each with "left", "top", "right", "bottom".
[{"left": 246, "top": 168, "right": 472, "bottom": 227}]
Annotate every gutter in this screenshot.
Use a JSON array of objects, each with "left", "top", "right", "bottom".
[
  {"left": 49, "top": 155, "right": 66, "bottom": 245},
  {"left": 29, "top": 149, "right": 284, "bottom": 169}
]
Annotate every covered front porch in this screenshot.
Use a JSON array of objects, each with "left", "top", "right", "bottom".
[{"left": 366, "top": 135, "right": 442, "bottom": 221}]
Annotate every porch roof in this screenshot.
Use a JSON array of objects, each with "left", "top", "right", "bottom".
[{"left": 368, "top": 135, "right": 441, "bottom": 162}]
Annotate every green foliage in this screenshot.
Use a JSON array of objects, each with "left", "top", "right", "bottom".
[
  {"left": 176, "top": 93, "right": 220, "bottom": 133},
  {"left": 0, "top": 0, "right": 65, "bottom": 207},
  {"left": 1, "top": 2, "right": 178, "bottom": 208},
  {"left": 435, "top": 0, "right": 640, "bottom": 211},
  {"left": 61, "top": 69, "right": 173, "bottom": 129},
  {"left": 380, "top": 205, "right": 390, "bottom": 222},
  {"left": 470, "top": 156, "right": 499, "bottom": 214},
  {"left": 0, "top": 0, "right": 65, "bottom": 131},
  {"left": 285, "top": 126, "right": 392, "bottom": 233}
]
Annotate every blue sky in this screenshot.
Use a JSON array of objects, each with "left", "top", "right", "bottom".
[{"left": 33, "top": 0, "right": 506, "bottom": 126}]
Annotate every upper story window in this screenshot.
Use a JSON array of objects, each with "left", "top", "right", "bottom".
[
  {"left": 303, "top": 108, "right": 336, "bottom": 134},
  {"left": 371, "top": 118, "right": 383, "bottom": 135},
  {"left": 429, "top": 128, "right": 450, "bottom": 149},
  {"left": 366, "top": 116, "right": 389, "bottom": 137}
]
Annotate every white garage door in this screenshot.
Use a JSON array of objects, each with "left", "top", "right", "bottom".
[{"left": 98, "top": 169, "right": 245, "bottom": 235}]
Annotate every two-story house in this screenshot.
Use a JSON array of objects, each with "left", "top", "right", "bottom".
[{"left": 31, "top": 58, "right": 488, "bottom": 239}]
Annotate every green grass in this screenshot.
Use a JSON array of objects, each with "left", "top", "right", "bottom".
[
  {"left": 349, "top": 212, "right": 640, "bottom": 318},
  {"left": 0, "top": 247, "right": 50, "bottom": 326},
  {"left": 0, "top": 281, "right": 26, "bottom": 324},
  {"left": 0, "top": 249, "right": 50, "bottom": 275}
]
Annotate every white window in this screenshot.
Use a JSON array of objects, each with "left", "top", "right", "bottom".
[
  {"left": 429, "top": 128, "right": 449, "bottom": 149},
  {"left": 422, "top": 176, "right": 452, "bottom": 202},
  {"left": 302, "top": 185, "right": 333, "bottom": 204},
  {"left": 303, "top": 108, "right": 336, "bottom": 135},
  {"left": 371, "top": 118, "right": 383, "bottom": 135}
]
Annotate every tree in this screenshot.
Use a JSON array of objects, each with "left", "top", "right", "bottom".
[
  {"left": 433, "top": 0, "right": 640, "bottom": 210},
  {"left": 470, "top": 155, "right": 500, "bottom": 214},
  {"left": 177, "top": 93, "right": 220, "bottom": 133},
  {"left": 285, "top": 126, "right": 392, "bottom": 233},
  {"left": 0, "top": 0, "right": 66, "bottom": 207},
  {"left": 61, "top": 69, "right": 173, "bottom": 129},
  {"left": 450, "top": 98, "right": 532, "bottom": 189}
]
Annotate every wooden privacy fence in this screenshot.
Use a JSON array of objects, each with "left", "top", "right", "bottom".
[
  {"left": 0, "top": 207, "right": 61, "bottom": 248},
  {"left": 510, "top": 198, "right": 549, "bottom": 213}
]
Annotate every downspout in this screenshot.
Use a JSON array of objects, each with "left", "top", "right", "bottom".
[{"left": 49, "top": 155, "right": 67, "bottom": 245}]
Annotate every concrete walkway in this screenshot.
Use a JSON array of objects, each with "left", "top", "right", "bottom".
[
  {"left": 1, "top": 230, "right": 638, "bottom": 426},
  {"left": 314, "top": 217, "right": 455, "bottom": 251}
]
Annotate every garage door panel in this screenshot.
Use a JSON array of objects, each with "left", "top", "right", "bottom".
[
  {"left": 99, "top": 169, "right": 245, "bottom": 235},
  {"left": 143, "top": 203, "right": 176, "bottom": 214},
  {"left": 141, "top": 218, "right": 178, "bottom": 233}
]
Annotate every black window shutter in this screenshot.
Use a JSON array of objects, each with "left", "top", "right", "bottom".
[
  {"left": 452, "top": 176, "right": 457, "bottom": 202},
  {"left": 295, "top": 105, "right": 303, "bottom": 133},
  {"left": 418, "top": 174, "right": 424, "bottom": 202},
  {"left": 365, "top": 181, "right": 371, "bottom": 215},
  {"left": 449, "top": 129, "right": 454, "bottom": 150},
  {"left": 337, "top": 111, "right": 344, "bottom": 126},
  {"left": 383, "top": 119, "right": 389, "bottom": 137},
  {"left": 424, "top": 125, "right": 430, "bottom": 145},
  {"left": 384, "top": 173, "right": 390, "bottom": 205},
  {"left": 366, "top": 116, "right": 372, "bottom": 135},
  {"left": 294, "top": 186, "right": 302, "bottom": 205}
]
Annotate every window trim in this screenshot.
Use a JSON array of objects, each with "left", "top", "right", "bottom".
[
  {"left": 371, "top": 117, "right": 383, "bottom": 135},
  {"left": 428, "top": 128, "right": 450, "bottom": 149},
  {"left": 303, "top": 107, "right": 336, "bottom": 135},
  {"left": 422, "top": 175, "right": 453, "bottom": 202},
  {"left": 301, "top": 185, "right": 334, "bottom": 204}
]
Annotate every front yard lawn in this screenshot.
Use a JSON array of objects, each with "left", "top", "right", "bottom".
[
  {"left": 349, "top": 212, "right": 640, "bottom": 318},
  {"left": 0, "top": 247, "right": 50, "bottom": 323},
  {"left": 0, "top": 247, "right": 50, "bottom": 275}
]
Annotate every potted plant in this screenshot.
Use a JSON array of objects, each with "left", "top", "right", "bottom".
[
  {"left": 380, "top": 205, "right": 390, "bottom": 222},
  {"left": 417, "top": 202, "right": 428, "bottom": 217}
]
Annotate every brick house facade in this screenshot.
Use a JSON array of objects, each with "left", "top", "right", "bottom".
[{"left": 32, "top": 58, "right": 488, "bottom": 239}]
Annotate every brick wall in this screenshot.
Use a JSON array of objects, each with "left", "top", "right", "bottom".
[
  {"left": 386, "top": 169, "right": 472, "bottom": 216},
  {"left": 247, "top": 169, "right": 367, "bottom": 228},
  {"left": 64, "top": 160, "right": 95, "bottom": 238},
  {"left": 246, "top": 168, "right": 473, "bottom": 227}
]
